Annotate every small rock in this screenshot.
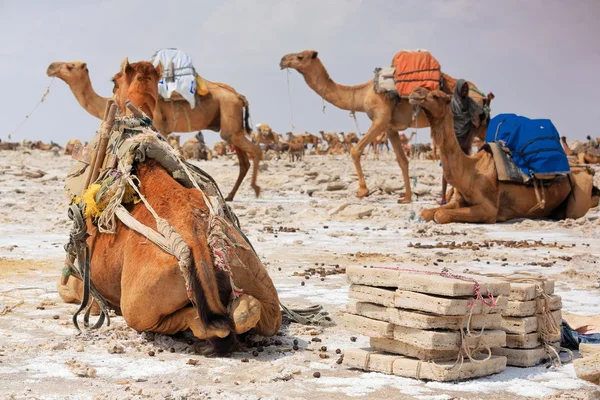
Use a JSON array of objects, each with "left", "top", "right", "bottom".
[
  {"left": 313, "top": 372, "right": 321, "bottom": 378},
  {"left": 326, "top": 182, "right": 347, "bottom": 191},
  {"left": 108, "top": 343, "right": 125, "bottom": 354}
]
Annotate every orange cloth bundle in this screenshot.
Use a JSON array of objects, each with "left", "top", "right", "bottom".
[{"left": 392, "top": 51, "right": 442, "bottom": 96}]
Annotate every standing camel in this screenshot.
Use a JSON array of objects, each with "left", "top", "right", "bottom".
[
  {"left": 62, "top": 59, "right": 281, "bottom": 352},
  {"left": 47, "top": 61, "right": 261, "bottom": 201},
  {"left": 408, "top": 87, "right": 598, "bottom": 223},
  {"left": 280, "top": 51, "right": 433, "bottom": 203}
]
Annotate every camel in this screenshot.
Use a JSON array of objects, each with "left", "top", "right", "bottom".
[
  {"left": 399, "top": 131, "right": 416, "bottom": 155},
  {"left": 561, "top": 136, "right": 600, "bottom": 164},
  {"left": 64, "top": 139, "right": 82, "bottom": 155},
  {"left": 408, "top": 87, "right": 597, "bottom": 224},
  {"left": 214, "top": 141, "right": 229, "bottom": 157},
  {"left": 167, "top": 134, "right": 182, "bottom": 152},
  {"left": 301, "top": 132, "right": 322, "bottom": 154},
  {"left": 287, "top": 134, "right": 305, "bottom": 162},
  {"left": 319, "top": 131, "right": 345, "bottom": 155},
  {"left": 61, "top": 59, "right": 281, "bottom": 352},
  {"left": 280, "top": 50, "right": 493, "bottom": 203},
  {"left": 46, "top": 61, "right": 261, "bottom": 201},
  {"left": 342, "top": 132, "right": 359, "bottom": 152},
  {"left": 181, "top": 137, "right": 213, "bottom": 161},
  {"left": 280, "top": 51, "right": 437, "bottom": 203},
  {"left": 367, "top": 130, "right": 390, "bottom": 159},
  {"left": 0, "top": 142, "right": 19, "bottom": 151}
]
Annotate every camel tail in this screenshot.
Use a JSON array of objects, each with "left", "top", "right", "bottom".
[
  {"left": 240, "top": 94, "right": 251, "bottom": 134},
  {"left": 187, "top": 233, "right": 234, "bottom": 349}
]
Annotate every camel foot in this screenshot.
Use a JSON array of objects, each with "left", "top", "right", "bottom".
[
  {"left": 357, "top": 187, "right": 370, "bottom": 198},
  {"left": 252, "top": 185, "right": 261, "bottom": 199},
  {"left": 225, "top": 194, "right": 234, "bottom": 202},
  {"left": 397, "top": 193, "right": 412, "bottom": 204},
  {"left": 230, "top": 294, "right": 261, "bottom": 335},
  {"left": 420, "top": 209, "right": 437, "bottom": 222}
]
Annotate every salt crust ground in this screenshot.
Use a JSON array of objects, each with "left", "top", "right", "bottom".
[{"left": 1, "top": 149, "right": 599, "bottom": 399}]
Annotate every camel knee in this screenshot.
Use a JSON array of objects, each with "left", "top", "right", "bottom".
[{"left": 350, "top": 146, "right": 363, "bottom": 160}]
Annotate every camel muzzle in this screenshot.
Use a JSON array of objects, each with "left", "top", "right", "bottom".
[{"left": 46, "top": 62, "right": 64, "bottom": 77}]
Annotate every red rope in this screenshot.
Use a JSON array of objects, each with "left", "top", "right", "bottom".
[{"left": 372, "top": 266, "right": 497, "bottom": 308}]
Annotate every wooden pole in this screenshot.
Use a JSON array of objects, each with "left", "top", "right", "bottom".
[{"left": 85, "top": 100, "right": 118, "bottom": 189}]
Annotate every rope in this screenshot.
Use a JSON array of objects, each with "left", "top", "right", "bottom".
[
  {"left": 373, "top": 266, "right": 497, "bottom": 308},
  {"left": 285, "top": 69, "right": 296, "bottom": 132},
  {"left": 7, "top": 78, "right": 55, "bottom": 140},
  {"left": 279, "top": 303, "right": 331, "bottom": 326}
]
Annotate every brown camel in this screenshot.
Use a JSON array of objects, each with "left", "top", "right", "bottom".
[
  {"left": 64, "top": 139, "right": 82, "bottom": 155},
  {"left": 167, "top": 134, "right": 182, "bottom": 152},
  {"left": 301, "top": 132, "right": 322, "bottom": 154},
  {"left": 214, "top": 141, "right": 228, "bottom": 157},
  {"left": 46, "top": 60, "right": 261, "bottom": 201},
  {"left": 280, "top": 51, "right": 436, "bottom": 203},
  {"left": 342, "top": 132, "right": 359, "bottom": 152},
  {"left": 319, "top": 131, "right": 345, "bottom": 155},
  {"left": 409, "top": 87, "right": 597, "bottom": 223},
  {"left": 287, "top": 134, "right": 305, "bottom": 162},
  {"left": 61, "top": 60, "right": 280, "bottom": 351},
  {"left": 181, "top": 137, "right": 213, "bottom": 161},
  {"left": 561, "top": 136, "right": 600, "bottom": 164}
]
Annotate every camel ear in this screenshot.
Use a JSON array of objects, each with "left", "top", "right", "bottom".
[
  {"left": 311, "top": 51, "right": 318, "bottom": 59},
  {"left": 155, "top": 61, "right": 163, "bottom": 81},
  {"left": 120, "top": 57, "right": 131, "bottom": 73}
]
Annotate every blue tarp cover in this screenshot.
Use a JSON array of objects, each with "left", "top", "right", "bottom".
[{"left": 486, "top": 113, "right": 570, "bottom": 178}]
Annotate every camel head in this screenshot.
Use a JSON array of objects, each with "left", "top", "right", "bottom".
[
  {"left": 408, "top": 87, "right": 451, "bottom": 120},
  {"left": 112, "top": 58, "right": 162, "bottom": 119},
  {"left": 46, "top": 61, "right": 90, "bottom": 84},
  {"left": 279, "top": 50, "right": 319, "bottom": 73}
]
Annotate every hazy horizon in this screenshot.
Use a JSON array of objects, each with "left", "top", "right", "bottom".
[{"left": 1, "top": 0, "right": 598, "bottom": 148}]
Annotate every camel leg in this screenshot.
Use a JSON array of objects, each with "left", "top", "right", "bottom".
[
  {"left": 421, "top": 199, "right": 461, "bottom": 222},
  {"left": 147, "top": 306, "right": 230, "bottom": 339},
  {"left": 351, "top": 121, "right": 388, "bottom": 198},
  {"left": 441, "top": 176, "right": 448, "bottom": 204},
  {"left": 57, "top": 275, "right": 101, "bottom": 315},
  {"left": 434, "top": 203, "right": 497, "bottom": 224},
  {"left": 387, "top": 131, "right": 412, "bottom": 204},
  {"left": 229, "top": 133, "right": 262, "bottom": 199},
  {"left": 224, "top": 147, "right": 249, "bottom": 201}
]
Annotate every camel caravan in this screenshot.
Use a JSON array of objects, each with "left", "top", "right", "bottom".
[{"left": 9, "top": 46, "right": 595, "bottom": 384}]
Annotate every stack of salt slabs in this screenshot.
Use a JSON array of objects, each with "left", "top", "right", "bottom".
[
  {"left": 491, "top": 274, "right": 563, "bottom": 367},
  {"left": 342, "top": 265, "right": 510, "bottom": 381}
]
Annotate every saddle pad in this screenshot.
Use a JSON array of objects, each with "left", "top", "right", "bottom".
[
  {"left": 488, "top": 143, "right": 530, "bottom": 184},
  {"left": 486, "top": 114, "right": 570, "bottom": 179},
  {"left": 392, "top": 50, "right": 441, "bottom": 96},
  {"left": 150, "top": 49, "right": 208, "bottom": 109}
]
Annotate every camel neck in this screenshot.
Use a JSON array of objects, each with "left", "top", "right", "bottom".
[
  {"left": 69, "top": 78, "right": 108, "bottom": 119},
  {"left": 302, "top": 60, "right": 368, "bottom": 113},
  {"left": 429, "top": 108, "right": 470, "bottom": 187}
]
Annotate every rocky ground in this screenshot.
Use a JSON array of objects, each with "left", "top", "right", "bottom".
[{"left": 0, "top": 148, "right": 599, "bottom": 400}]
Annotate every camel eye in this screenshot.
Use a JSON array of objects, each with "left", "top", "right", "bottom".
[
  {"left": 67, "top": 65, "right": 73, "bottom": 71},
  {"left": 298, "top": 55, "right": 304, "bottom": 60}
]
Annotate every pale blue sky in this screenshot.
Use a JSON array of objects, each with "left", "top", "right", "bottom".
[{"left": 1, "top": 0, "right": 598, "bottom": 147}]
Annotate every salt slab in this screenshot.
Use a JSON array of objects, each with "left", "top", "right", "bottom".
[
  {"left": 492, "top": 342, "right": 560, "bottom": 367},
  {"left": 504, "top": 295, "right": 562, "bottom": 317},
  {"left": 501, "top": 310, "right": 562, "bottom": 334},
  {"left": 346, "top": 266, "right": 510, "bottom": 297},
  {"left": 343, "top": 314, "right": 506, "bottom": 352},
  {"left": 346, "top": 300, "right": 503, "bottom": 330},
  {"left": 343, "top": 348, "right": 507, "bottom": 382}
]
